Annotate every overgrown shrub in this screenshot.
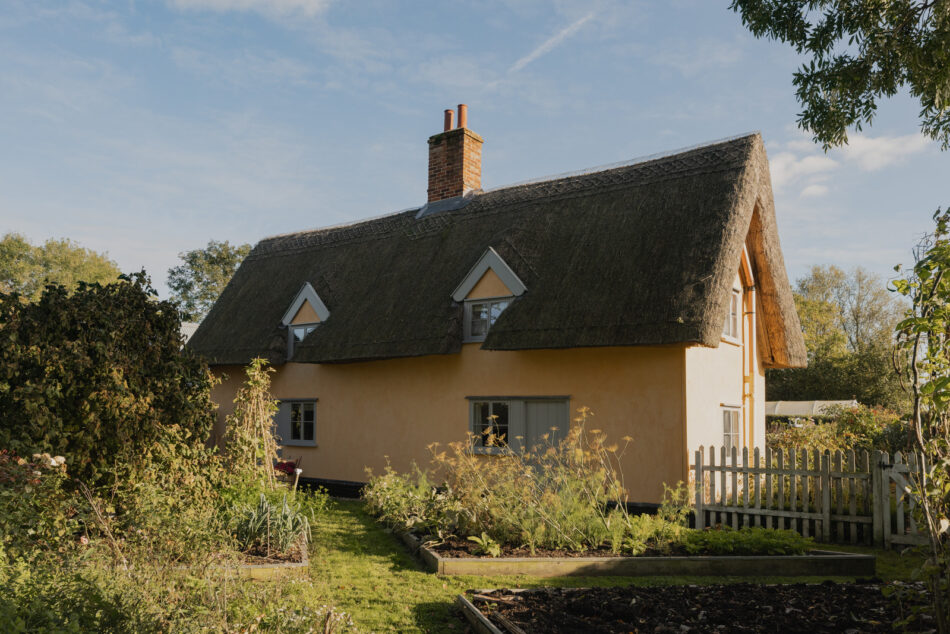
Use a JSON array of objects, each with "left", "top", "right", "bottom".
[
  {"left": 0, "top": 451, "right": 83, "bottom": 559},
  {"left": 767, "top": 404, "right": 907, "bottom": 454},
  {"left": 223, "top": 358, "right": 280, "bottom": 490},
  {"left": 0, "top": 272, "right": 216, "bottom": 486},
  {"left": 365, "top": 410, "right": 690, "bottom": 555}
]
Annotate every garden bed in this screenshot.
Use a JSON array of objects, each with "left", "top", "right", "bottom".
[
  {"left": 457, "top": 582, "right": 929, "bottom": 633},
  {"left": 399, "top": 532, "right": 874, "bottom": 577}
]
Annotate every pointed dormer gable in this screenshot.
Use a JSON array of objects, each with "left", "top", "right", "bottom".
[
  {"left": 454, "top": 248, "right": 525, "bottom": 343},
  {"left": 282, "top": 283, "right": 330, "bottom": 358},
  {"left": 452, "top": 247, "right": 526, "bottom": 302},
  {"left": 281, "top": 282, "right": 330, "bottom": 326}
]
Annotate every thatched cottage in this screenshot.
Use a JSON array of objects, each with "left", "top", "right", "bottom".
[{"left": 189, "top": 106, "right": 806, "bottom": 502}]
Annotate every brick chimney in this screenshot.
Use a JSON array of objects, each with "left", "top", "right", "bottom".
[{"left": 427, "top": 104, "right": 483, "bottom": 203}]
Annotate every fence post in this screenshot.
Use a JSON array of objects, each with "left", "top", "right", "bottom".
[
  {"left": 872, "top": 450, "right": 885, "bottom": 548},
  {"left": 820, "top": 452, "right": 831, "bottom": 542},
  {"left": 694, "top": 448, "right": 705, "bottom": 530}
]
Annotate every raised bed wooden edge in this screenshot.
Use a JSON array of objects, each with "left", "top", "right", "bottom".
[{"left": 397, "top": 531, "right": 875, "bottom": 578}]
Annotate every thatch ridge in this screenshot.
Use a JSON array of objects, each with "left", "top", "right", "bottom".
[{"left": 188, "top": 133, "right": 806, "bottom": 368}]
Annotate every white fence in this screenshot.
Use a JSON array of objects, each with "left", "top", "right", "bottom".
[{"left": 692, "top": 446, "right": 928, "bottom": 548}]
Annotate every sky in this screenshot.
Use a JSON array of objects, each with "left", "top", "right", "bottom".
[{"left": 2, "top": 0, "right": 948, "bottom": 298}]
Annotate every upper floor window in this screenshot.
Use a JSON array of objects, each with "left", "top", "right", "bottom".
[
  {"left": 722, "top": 288, "right": 740, "bottom": 340},
  {"left": 464, "top": 297, "right": 511, "bottom": 342},
  {"left": 722, "top": 407, "right": 740, "bottom": 453},
  {"left": 291, "top": 323, "right": 318, "bottom": 342}
]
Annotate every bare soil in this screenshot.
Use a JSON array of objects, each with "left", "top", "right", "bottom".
[{"left": 469, "top": 582, "right": 931, "bottom": 633}]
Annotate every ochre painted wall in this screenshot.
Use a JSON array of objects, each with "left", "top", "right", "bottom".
[
  {"left": 291, "top": 301, "right": 321, "bottom": 325},
  {"left": 466, "top": 269, "right": 512, "bottom": 299},
  {"left": 211, "top": 344, "right": 688, "bottom": 503}
]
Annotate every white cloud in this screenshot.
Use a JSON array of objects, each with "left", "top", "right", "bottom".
[
  {"left": 799, "top": 183, "right": 829, "bottom": 198},
  {"left": 168, "top": 0, "right": 331, "bottom": 18},
  {"left": 840, "top": 133, "right": 931, "bottom": 171},
  {"left": 768, "top": 151, "right": 838, "bottom": 191},
  {"left": 510, "top": 12, "right": 594, "bottom": 73}
]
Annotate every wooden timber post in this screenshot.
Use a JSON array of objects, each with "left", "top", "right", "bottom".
[
  {"left": 694, "top": 448, "right": 705, "bottom": 530},
  {"left": 820, "top": 452, "right": 831, "bottom": 542}
]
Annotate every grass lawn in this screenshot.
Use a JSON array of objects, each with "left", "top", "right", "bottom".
[{"left": 307, "top": 499, "right": 926, "bottom": 632}]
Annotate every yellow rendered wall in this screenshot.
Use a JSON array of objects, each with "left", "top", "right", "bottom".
[
  {"left": 466, "top": 269, "right": 512, "bottom": 299},
  {"left": 291, "top": 301, "right": 321, "bottom": 324},
  {"left": 211, "top": 344, "right": 687, "bottom": 503}
]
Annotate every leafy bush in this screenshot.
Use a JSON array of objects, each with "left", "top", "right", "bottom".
[
  {"left": 223, "top": 358, "right": 280, "bottom": 490},
  {"left": 768, "top": 404, "right": 907, "bottom": 454},
  {"left": 365, "top": 410, "right": 690, "bottom": 555},
  {"left": 362, "top": 464, "right": 460, "bottom": 538},
  {"left": 683, "top": 527, "right": 813, "bottom": 556},
  {"left": 0, "top": 451, "right": 83, "bottom": 559},
  {"left": 0, "top": 272, "right": 216, "bottom": 486}
]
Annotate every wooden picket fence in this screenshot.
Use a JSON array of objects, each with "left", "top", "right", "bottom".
[{"left": 692, "top": 446, "right": 928, "bottom": 548}]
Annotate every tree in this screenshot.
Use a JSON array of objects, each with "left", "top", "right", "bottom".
[
  {"left": 0, "top": 272, "right": 217, "bottom": 486},
  {"left": 730, "top": 0, "right": 950, "bottom": 149},
  {"left": 766, "top": 265, "right": 907, "bottom": 409},
  {"left": 167, "top": 240, "right": 251, "bottom": 321},
  {"left": 894, "top": 209, "right": 950, "bottom": 632},
  {"left": 0, "top": 233, "right": 121, "bottom": 301}
]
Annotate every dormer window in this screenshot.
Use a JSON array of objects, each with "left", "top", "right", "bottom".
[
  {"left": 452, "top": 246, "right": 527, "bottom": 343},
  {"left": 291, "top": 323, "right": 318, "bottom": 342},
  {"left": 281, "top": 282, "right": 330, "bottom": 359},
  {"left": 464, "top": 297, "right": 511, "bottom": 342}
]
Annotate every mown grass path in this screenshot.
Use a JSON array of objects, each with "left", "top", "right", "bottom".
[{"left": 308, "top": 499, "right": 922, "bottom": 632}]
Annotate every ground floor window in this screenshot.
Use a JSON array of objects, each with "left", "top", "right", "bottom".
[
  {"left": 722, "top": 407, "right": 741, "bottom": 453},
  {"left": 468, "top": 397, "right": 569, "bottom": 454},
  {"left": 275, "top": 400, "right": 317, "bottom": 446}
]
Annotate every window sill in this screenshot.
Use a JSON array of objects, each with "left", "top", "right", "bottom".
[
  {"left": 720, "top": 336, "right": 741, "bottom": 347},
  {"left": 281, "top": 441, "right": 317, "bottom": 448},
  {"left": 469, "top": 446, "right": 513, "bottom": 456}
]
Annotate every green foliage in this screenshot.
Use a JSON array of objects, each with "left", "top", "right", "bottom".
[
  {"left": 231, "top": 493, "right": 311, "bottom": 559},
  {"left": 730, "top": 0, "right": 950, "bottom": 149},
  {"left": 222, "top": 358, "right": 281, "bottom": 490},
  {"left": 0, "top": 272, "right": 216, "bottom": 487},
  {"left": 362, "top": 463, "right": 460, "bottom": 538},
  {"left": 767, "top": 404, "right": 907, "bottom": 454},
  {"left": 767, "top": 265, "right": 908, "bottom": 411},
  {"left": 0, "top": 233, "right": 121, "bottom": 301},
  {"left": 894, "top": 208, "right": 950, "bottom": 630},
  {"left": 167, "top": 239, "right": 251, "bottom": 321},
  {"left": 0, "top": 451, "right": 83, "bottom": 559},
  {"left": 365, "top": 410, "right": 694, "bottom": 556},
  {"left": 684, "top": 527, "right": 812, "bottom": 556},
  {"left": 467, "top": 532, "right": 502, "bottom": 557}
]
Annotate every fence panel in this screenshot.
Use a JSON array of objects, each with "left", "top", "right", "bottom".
[{"left": 692, "top": 445, "right": 916, "bottom": 547}]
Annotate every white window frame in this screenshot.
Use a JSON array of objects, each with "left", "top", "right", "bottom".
[
  {"left": 468, "top": 396, "right": 570, "bottom": 455},
  {"left": 722, "top": 406, "right": 741, "bottom": 453},
  {"left": 722, "top": 287, "right": 741, "bottom": 342},
  {"left": 463, "top": 296, "right": 513, "bottom": 342},
  {"left": 280, "top": 400, "right": 317, "bottom": 447}
]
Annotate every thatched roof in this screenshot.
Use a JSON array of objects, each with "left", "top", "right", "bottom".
[{"left": 188, "top": 133, "right": 806, "bottom": 368}]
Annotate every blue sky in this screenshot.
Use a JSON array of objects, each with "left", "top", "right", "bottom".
[{"left": 2, "top": 0, "right": 947, "bottom": 298}]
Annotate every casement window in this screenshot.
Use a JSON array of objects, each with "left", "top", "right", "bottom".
[
  {"left": 288, "top": 323, "right": 318, "bottom": 356},
  {"left": 468, "top": 397, "right": 569, "bottom": 454},
  {"left": 722, "top": 407, "right": 741, "bottom": 453},
  {"left": 464, "top": 297, "right": 511, "bottom": 342},
  {"left": 274, "top": 400, "right": 317, "bottom": 447},
  {"left": 722, "top": 288, "right": 741, "bottom": 340}
]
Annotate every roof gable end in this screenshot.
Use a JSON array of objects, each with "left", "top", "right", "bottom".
[
  {"left": 281, "top": 282, "right": 330, "bottom": 326},
  {"left": 452, "top": 247, "right": 526, "bottom": 302}
]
